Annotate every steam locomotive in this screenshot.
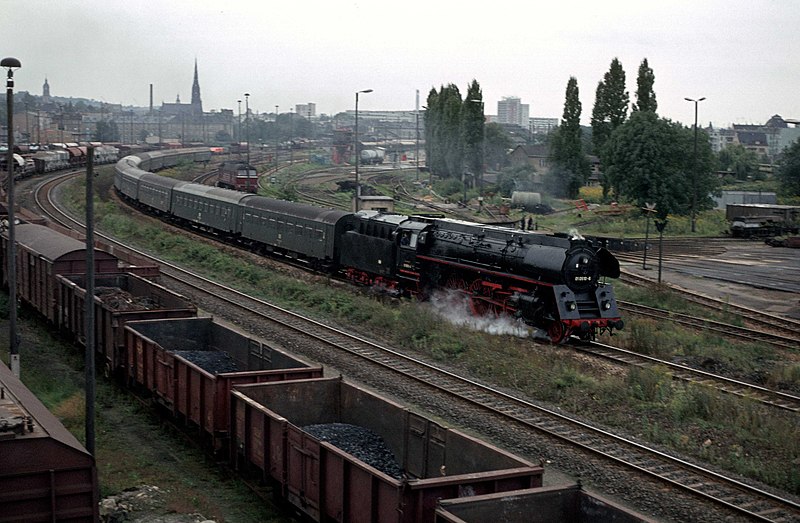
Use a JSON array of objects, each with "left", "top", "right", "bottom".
[{"left": 115, "top": 149, "right": 623, "bottom": 342}]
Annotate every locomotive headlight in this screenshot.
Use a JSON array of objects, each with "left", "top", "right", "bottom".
[
  {"left": 567, "top": 301, "right": 577, "bottom": 311},
  {"left": 602, "top": 300, "right": 611, "bottom": 311}
]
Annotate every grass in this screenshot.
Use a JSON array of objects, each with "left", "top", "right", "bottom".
[{"left": 53, "top": 168, "right": 800, "bottom": 495}]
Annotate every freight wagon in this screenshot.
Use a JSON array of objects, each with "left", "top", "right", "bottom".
[
  {"left": 0, "top": 223, "right": 120, "bottom": 323},
  {"left": 435, "top": 484, "right": 654, "bottom": 522},
  {"left": 56, "top": 273, "right": 197, "bottom": 377},
  {"left": 0, "top": 362, "right": 99, "bottom": 522},
  {"left": 123, "top": 317, "right": 323, "bottom": 450},
  {"left": 231, "top": 377, "right": 544, "bottom": 523}
]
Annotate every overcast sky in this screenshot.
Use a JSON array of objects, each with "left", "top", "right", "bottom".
[{"left": 3, "top": 0, "right": 798, "bottom": 128}]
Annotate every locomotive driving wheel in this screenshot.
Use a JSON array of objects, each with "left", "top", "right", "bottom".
[
  {"left": 467, "top": 279, "right": 495, "bottom": 316},
  {"left": 547, "top": 321, "right": 569, "bottom": 344}
]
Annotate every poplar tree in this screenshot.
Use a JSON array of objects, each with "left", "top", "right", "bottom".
[
  {"left": 591, "top": 58, "right": 629, "bottom": 197},
  {"left": 462, "top": 80, "right": 484, "bottom": 184},
  {"left": 550, "top": 77, "right": 590, "bottom": 198},
  {"left": 632, "top": 58, "right": 657, "bottom": 113},
  {"left": 591, "top": 59, "right": 628, "bottom": 152}
]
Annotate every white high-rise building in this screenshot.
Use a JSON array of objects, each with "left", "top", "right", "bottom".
[{"left": 497, "top": 96, "right": 530, "bottom": 127}]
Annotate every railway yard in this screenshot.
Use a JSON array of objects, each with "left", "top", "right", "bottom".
[{"left": 3, "top": 156, "right": 800, "bottom": 522}]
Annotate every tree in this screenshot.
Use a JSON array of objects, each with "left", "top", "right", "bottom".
[
  {"left": 632, "top": 58, "right": 657, "bottom": 113},
  {"left": 776, "top": 138, "right": 800, "bottom": 198},
  {"left": 550, "top": 77, "right": 590, "bottom": 198},
  {"left": 718, "top": 144, "right": 759, "bottom": 181},
  {"left": 604, "top": 111, "right": 717, "bottom": 219},
  {"left": 440, "top": 84, "right": 464, "bottom": 179},
  {"left": 591, "top": 58, "right": 628, "bottom": 153},
  {"left": 425, "top": 84, "right": 466, "bottom": 180},
  {"left": 95, "top": 120, "right": 119, "bottom": 142},
  {"left": 462, "top": 80, "right": 484, "bottom": 185},
  {"left": 591, "top": 58, "right": 629, "bottom": 197},
  {"left": 424, "top": 88, "right": 443, "bottom": 176},
  {"left": 484, "top": 122, "right": 512, "bottom": 171}
]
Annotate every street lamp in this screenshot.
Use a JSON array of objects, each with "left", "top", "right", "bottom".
[
  {"left": 237, "top": 99, "right": 242, "bottom": 153},
  {"left": 354, "top": 88, "right": 373, "bottom": 211},
  {"left": 415, "top": 92, "right": 420, "bottom": 182},
  {"left": 684, "top": 96, "right": 705, "bottom": 233},
  {"left": 289, "top": 108, "right": 294, "bottom": 166},
  {"left": 244, "top": 93, "right": 250, "bottom": 166},
  {"left": 274, "top": 105, "right": 279, "bottom": 172},
  {"left": 3, "top": 56, "right": 21, "bottom": 377}
]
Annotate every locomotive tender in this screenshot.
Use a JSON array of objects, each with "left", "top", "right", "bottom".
[{"left": 115, "top": 149, "right": 623, "bottom": 342}]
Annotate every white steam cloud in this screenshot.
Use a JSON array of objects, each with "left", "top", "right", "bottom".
[{"left": 427, "top": 289, "right": 544, "bottom": 339}]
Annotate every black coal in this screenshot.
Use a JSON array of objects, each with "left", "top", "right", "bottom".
[
  {"left": 303, "top": 423, "right": 404, "bottom": 479},
  {"left": 173, "top": 350, "right": 239, "bottom": 374}
]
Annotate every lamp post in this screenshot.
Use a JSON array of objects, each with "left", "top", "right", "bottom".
[
  {"left": 642, "top": 202, "right": 656, "bottom": 270},
  {"left": 3, "top": 56, "right": 21, "bottom": 377},
  {"left": 237, "top": 99, "right": 242, "bottom": 154},
  {"left": 684, "top": 96, "right": 705, "bottom": 233},
  {"left": 415, "top": 97, "right": 420, "bottom": 181},
  {"left": 354, "top": 89, "right": 373, "bottom": 211},
  {"left": 244, "top": 93, "right": 250, "bottom": 166},
  {"left": 289, "top": 108, "right": 294, "bottom": 166},
  {"left": 274, "top": 105, "right": 279, "bottom": 172}
]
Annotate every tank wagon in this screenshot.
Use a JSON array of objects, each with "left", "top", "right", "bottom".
[
  {"left": 360, "top": 148, "right": 385, "bottom": 165},
  {"left": 124, "top": 317, "right": 323, "bottom": 450},
  {"left": 115, "top": 149, "right": 623, "bottom": 342},
  {"left": 0, "top": 362, "right": 99, "bottom": 522},
  {"left": 231, "top": 377, "right": 545, "bottom": 523}
]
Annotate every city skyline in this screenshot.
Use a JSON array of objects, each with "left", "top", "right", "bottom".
[{"left": 3, "top": 0, "right": 798, "bottom": 128}]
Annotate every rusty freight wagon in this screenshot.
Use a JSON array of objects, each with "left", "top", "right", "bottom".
[
  {"left": 0, "top": 362, "right": 99, "bottom": 522},
  {"left": 0, "top": 223, "right": 119, "bottom": 323},
  {"left": 434, "top": 484, "right": 655, "bottom": 523},
  {"left": 231, "top": 377, "right": 544, "bottom": 523},
  {"left": 56, "top": 273, "right": 197, "bottom": 376},
  {"left": 123, "top": 317, "right": 323, "bottom": 449}
]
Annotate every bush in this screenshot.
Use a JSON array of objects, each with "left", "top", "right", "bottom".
[{"left": 627, "top": 366, "right": 672, "bottom": 402}]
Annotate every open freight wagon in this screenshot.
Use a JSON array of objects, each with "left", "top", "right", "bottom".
[
  {"left": 56, "top": 273, "right": 197, "bottom": 376},
  {"left": 434, "top": 484, "right": 655, "bottom": 522},
  {"left": 124, "top": 317, "right": 323, "bottom": 450},
  {"left": 231, "top": 377, "right": 544, "bottom": 523}
]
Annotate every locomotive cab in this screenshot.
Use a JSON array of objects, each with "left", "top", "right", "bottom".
[{"left": 395, "top": 221, "right": 429, "bottom": 264}]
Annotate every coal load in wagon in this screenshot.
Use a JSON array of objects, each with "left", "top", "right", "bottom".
[
  {"left": 172, "top": 350, "right": 239, "bottom": 374},
  {"left": 94, "top": 286, "right": 158, "bottom": 311},
  {"left": 304, "top": 423, "right": 404, "bottom": 479}
]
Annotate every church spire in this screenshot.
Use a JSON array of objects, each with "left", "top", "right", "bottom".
[
  {"left": 42, "top": 77, "right": 51, "bottom": 104},
  {"left": 191, "top": 59, "right": 202, "bottom": 115}
]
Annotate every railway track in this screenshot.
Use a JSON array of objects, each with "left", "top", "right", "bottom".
[
  {"left": 620, "top": 269, "right": 800, "bottom": 339},
  {"left": 571, "top": 340, "right": 800, "bottom": 412},
  {"left": 36, "top": 171, "right": 800, "bottom": 522},
  {"left": 618, "top": 300, "right": 800, "bottom": 351}
]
